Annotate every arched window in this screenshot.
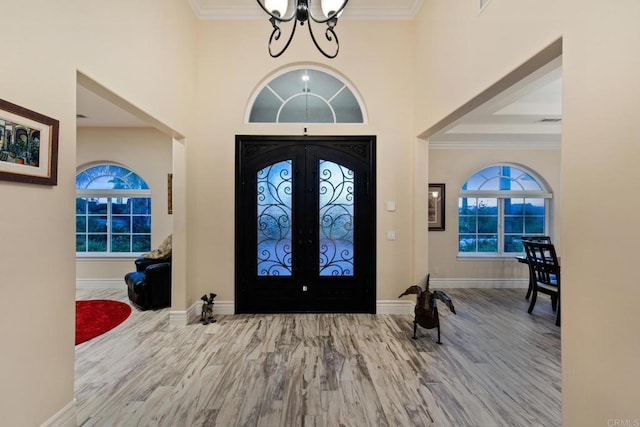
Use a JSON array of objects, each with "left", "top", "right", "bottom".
[
  {"left": 458, "top": 164, "right": 551, "bottom": 255},
  {"left": 76, "top": 164, "right": 151, "bottom": 255},
  {"left": 248, "top": 67, "right": 365, "bottom": 124}
]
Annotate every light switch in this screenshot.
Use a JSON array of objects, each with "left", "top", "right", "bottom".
[
  {"left": 386, "top": 201, "right": 396, "bottom": 212},
  {"left": 386, "top": 231, "right": 396, "bottom": 240}
]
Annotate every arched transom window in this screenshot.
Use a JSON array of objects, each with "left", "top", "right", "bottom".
[
  {"left": 76, "top": 164, "right": 151, "bottom": 255},
  {"left": 458, "top": 164, "right": 552, "bottom": 255},
  {"left": 248, "top": 68, "right": 365, "bottom": 124}
]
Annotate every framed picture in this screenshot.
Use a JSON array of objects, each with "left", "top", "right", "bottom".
[
  {"left": 0, "top": 98, "right": 59, "bottom": 185},
  {"left": 428, "top": 183, "right": 445, "bottom": 231}
]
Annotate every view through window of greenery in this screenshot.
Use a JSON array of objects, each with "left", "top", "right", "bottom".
[
  {"left": 458, "top": 165, "right": 550, "bottom": 255},
  {"left": 76, "top": 164, "right": 151, "bottom": 254}
]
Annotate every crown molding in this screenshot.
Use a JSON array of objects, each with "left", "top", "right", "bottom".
[
  {"left": 189, "top": 0, "right": 423, "bottom": 20},
  {"left": 429, "top": 140, "right": 561, "bottom": 150}
]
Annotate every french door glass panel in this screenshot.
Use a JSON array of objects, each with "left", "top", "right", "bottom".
[
  {"left": 257, "top": 160, "right": 293, "bottom": 277},
  {"left": 319, "top": 159, "right": 354, "bottom": 277}
]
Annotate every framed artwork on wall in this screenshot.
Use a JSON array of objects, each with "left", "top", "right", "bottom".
[
  {"left": 428, "top": 183, "right": 445, "bottom": 231},
  {"left": 0, "top": 98, "right": 59, "bottom": 185}
]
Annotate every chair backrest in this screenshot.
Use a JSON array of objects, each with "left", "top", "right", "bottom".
[
  {"left": 523, "top": 241, "right": 560, "bottom": 288},
  {"left": 521, "top": 235, "right": 551, "bottom": 244}
]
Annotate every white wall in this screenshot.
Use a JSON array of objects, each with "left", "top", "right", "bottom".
[
  {"left": 190, "top": 20, "right": 417, "bottom": 304},
  {"left": 76, "top": 127, "right": 173, "bottom": 283},
  {"left": 414, "top": 0, "right": 640, "bottom": 425},
  {"left": 0, "top": 0, "right": 197, "bottom": 425}
]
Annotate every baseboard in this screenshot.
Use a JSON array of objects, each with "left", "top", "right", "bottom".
[
  {"left": 377, "top": 300, "right": 413, "bottom": 315},
  {"left": 170, "top": 300, "right": 235, "bottom": 326},
  {"left": 429, "top": 278, "right": 528, "bottom": 289},
  {"left": 169, "top": 310, "right": 188, "bottom": 327},
  {"left": 76, "top": 278, "right": 123, "bottom": 289},
  {"left": 40, "top": 399, "right": 76, "bottom": 427}
]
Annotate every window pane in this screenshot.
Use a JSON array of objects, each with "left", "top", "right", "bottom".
[
  {"left": 280, "top": 95, "right": 333, "bottom": 123},
  {"left": 459, "top": 235, "right": 477, "bottom": 252},
  {"left": 111, "top": 235, "right": 131, "bottom": 252},
  {"left": 111, "top": 216, "right": 130, "bottom": 233},
  {"left": 76, "top": 235, "right": 87, "bottom": 252},
  {"left": 132, "top": 216, "right": 151, "bottom": 233},
  {"left": 504, "top": 198, "right": 524, "bottom": 215},
  {"left": 458, "top": 216, "right": 476, "bottom": 234},
  {"left": 524, "top": 198, "right": 545, "bottom": 214},
  {"left": 87, "top": 198, "right": 107, "bottom": 214},
  {"left": 112, "top": 198, "right": 131, "bottom": 214},
  {"left": 478, "top": 235, "right": 498, "bottom": 252},
  {"left": 87, "top": 234, "right": 107, "bottom": 252},
  {"left": 477, "top": 216, "right": 497, "bottom": 233},
  {"left": 525, "top": 217, "right": 545, "bottom": 234},
  {"left": 132, "top": 235, "right": 151, "bottom": 252},
  {"left": 88, "top": 216, "right": 107, "bottom": 233},
  {"left": 504, "top": 217, "right": 523, "bottom": 233},
  {"left": 504, "top": 235, "right": 524, "bottom": 253},
  {"left": 76, "top": 198, "right": 87, "bottom": 214},
  {"left": 458, "top": 198, "right": 477, "bottom": 215},
  {"left": 131, "top": 198, "right": 151, "bottom": 214},
  {"left": 249, "top": 88, "right": 281, "bottom": 123},
  {"left": 476, "top": 198, "right": 497, "bottom": 215},
  {"left": 76, "top": 216, "right": 86, "bottom": 233},
  {"left": 332, "top": 88, "right": 364, "bottom": 123}
]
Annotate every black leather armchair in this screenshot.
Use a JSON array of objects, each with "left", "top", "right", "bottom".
[{"left": 125, "top": 256, "right": 171, "bottom": 310}]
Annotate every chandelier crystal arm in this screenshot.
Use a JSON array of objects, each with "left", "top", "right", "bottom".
[
  {"left": 307, "top": 19, "right": 339, "bottom": 59},
  {"left": 268, "top": 17, "right": 298, "bottom": 58}
]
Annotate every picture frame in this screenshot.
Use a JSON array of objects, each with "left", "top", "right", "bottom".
[
  {"left": 0, "top": 98, "right": 59, "bottom": 186},
  {"left": 428, "top": 183, "right": 445, "bottom": 231},
  {"left": 167, "top": 173, "right": 173, "bottom": 214}
]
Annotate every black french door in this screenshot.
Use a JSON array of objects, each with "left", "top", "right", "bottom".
[{"left": 235, "top": 135, "right": 376, "bottom": 313}]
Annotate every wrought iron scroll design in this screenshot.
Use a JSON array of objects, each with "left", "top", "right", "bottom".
[
  {"left": 319, "top": 159, "right": 354, "bottom": 276},
  {"left": 257, "top": 160, "right": 293, "bottom": 276}
]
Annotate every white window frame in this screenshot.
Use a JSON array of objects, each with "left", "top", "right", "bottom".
[
  {"left": 75, "top": 165, "right": 152, "bottom": 258},
  {"left": 457, "top": 164, "right": 552, "bottom": 258}
]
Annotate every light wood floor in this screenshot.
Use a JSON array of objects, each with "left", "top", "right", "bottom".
[{"left": 75, "top": 288, "right": 561, "bottom": 427}]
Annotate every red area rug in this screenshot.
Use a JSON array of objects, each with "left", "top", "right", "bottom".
[{"left": 76, "top": 300, "right": 132, "bottom": 345}]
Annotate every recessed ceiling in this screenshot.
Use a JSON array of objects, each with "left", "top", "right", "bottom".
[
  {"left": 77, "top": 85, "right": 149, "bottom": 128},
  {"left": 429, "top": 59, "right": 562, "bottom": 149}
]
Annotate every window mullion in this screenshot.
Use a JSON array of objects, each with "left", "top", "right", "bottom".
[{"left": 106, "top": 198, "right": 112, "bottom": 252}]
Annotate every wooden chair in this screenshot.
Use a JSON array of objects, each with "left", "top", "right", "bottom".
[
  {"left": 523, "top": 240, "right": 560, "bottom": 326},
  {"left": 520, "top": 236, "right": 551, "bottom": 299}
]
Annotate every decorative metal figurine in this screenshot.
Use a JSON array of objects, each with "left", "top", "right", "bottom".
[
  {"left": 398, "top": 274, "right": 456, "bottom": 344},
  {"left": 200, "top": 293, "right": 217, "bottom": 325}
]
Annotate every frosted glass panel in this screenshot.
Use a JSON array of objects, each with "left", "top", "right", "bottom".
[
  {"left": 257, "top": 160, "right": 293, "bottom": 276},
  {"left": 319, "top": 160, "right": 354, "bottom": 276}
]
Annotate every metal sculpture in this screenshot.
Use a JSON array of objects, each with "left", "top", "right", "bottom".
[
  {"left": 398, "top": 274, "right": 456, "bottom": 344},
  {"left": 200, "top": 293, "right": 217, "bottom": 325}
]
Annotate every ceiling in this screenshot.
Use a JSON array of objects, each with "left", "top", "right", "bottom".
[
  {"left": 429, "top": 61, "right": 562, "bottom": 148},
  {"left": 76, "top": 0, "right": 562, "bottom": 148}
]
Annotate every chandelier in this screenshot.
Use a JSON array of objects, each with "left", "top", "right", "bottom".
[{"left": 256, "top": 0, "right": 349, "bottom": 59}]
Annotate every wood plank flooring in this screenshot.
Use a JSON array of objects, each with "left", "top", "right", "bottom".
[{"left": 75, "top": 288, "right": 561, "bottom": 426}]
